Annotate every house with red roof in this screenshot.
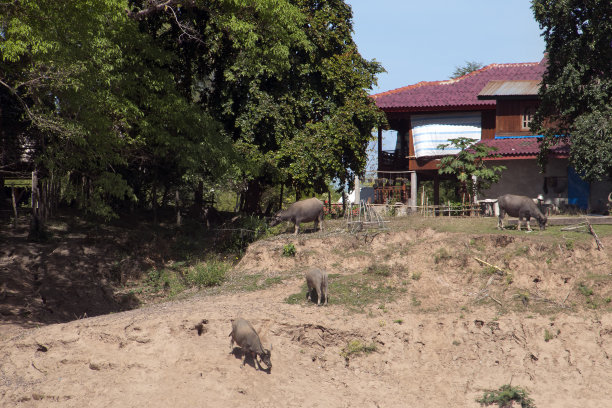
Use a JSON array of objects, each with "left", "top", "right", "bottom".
[{"left": 371, "top": 57, "right": 611, "bottom": 214}]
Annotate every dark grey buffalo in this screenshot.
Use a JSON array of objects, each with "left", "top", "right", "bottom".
[
  {"left": 495, "top": 194, "right": 547, "bottom": 231},
  {"left": 229, "top": 318, "right": 272, "bottom": 370},
  {"left": 305, "top": 267, "right": 328, "bottom": 305},
  {"left": 270, "top": 197, "right": 324, "bottom": 235}
]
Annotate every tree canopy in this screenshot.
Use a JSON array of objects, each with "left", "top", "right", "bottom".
[
  {"left": 0, "top": 0, "right": 385, "bottom": 217},
  {"left": 531, "top": 0, "right": 612, "bottom": 181},
  {"left": 451, "top": 61, "right": 483, "bottom": 79},
  {"left": 437, "top": 137, "right": 505, "bottom": 199}
]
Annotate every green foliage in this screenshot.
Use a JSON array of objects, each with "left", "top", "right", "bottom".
[
  {"left": 477, "top": 384, "right": 536, "bottom": 408},
  {"left": 451, "top": 61, "right": 484, "bottom": 79},
  {"left": 282, "top": 243, "right": 297, "bottom": 257},
  {"left": 437, "top": 137, "right": 506, "bottom": 197},
  {"left": 531, "top": 1, "right": 612, "bottom": 180},
  {"left": 1, "top": 0, "right": 385, "bottom": 218}
]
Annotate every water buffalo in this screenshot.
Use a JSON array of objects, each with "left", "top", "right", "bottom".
[
  {"left": 305, "top": 267, "right": 328, "bottom": 305},
  {"left": 270, "top": 197, "right": 324, "bottom": 235},
  {"left": 495, "top": 194, "right": 547, "bottom": 231},
  {"left": 229, "top": 318, "right": 272, "bottom": 370}
]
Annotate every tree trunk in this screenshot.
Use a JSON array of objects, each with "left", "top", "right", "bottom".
[
  {"left": 152, "top": 183, "right": 158, "bottom": 224},
  {"left": 243, "top": 179, "right": 263, "bottom": 214},
  {"left": 194, "top": 181, "right": 203, "bottom": 217},
  {"left": 11, "top": 187, "right": 17, "bottom": 228},
  {"left": 175, "top": 190, "right": 181, "bottom": 226},
  {"left": 29, "top": 170, "right": 45, "bottom": 240}
]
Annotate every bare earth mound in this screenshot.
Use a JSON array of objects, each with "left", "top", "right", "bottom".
[{"left": 2, "top": 220, "right": 612, "bottom": 407}]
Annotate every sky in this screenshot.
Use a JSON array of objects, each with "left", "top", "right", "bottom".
[
  {"left": 345, "top": 0, "right": 546, "bottom": 94},
  {"left": 343, "top": 0, "right": 547, "bottom": 168}
]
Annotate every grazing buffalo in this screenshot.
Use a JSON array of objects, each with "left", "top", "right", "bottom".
[
  {"left": 270, "top": 197, "right": 324, "bottom": 235},
  {"left": 495, "top": 194, "right": 547, "bottom": 231},
  {"left": 229, "top": 318, "right": 272, "bottom": 370},
  {"left": 305, "top": 267, "right": 328, "bottom": 305}
]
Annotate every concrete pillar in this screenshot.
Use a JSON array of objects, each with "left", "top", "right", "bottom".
[
  {"left": 472, "top": 175, "right": 478, "bottom": 203},
  {"left": 354, "top": 175, "right": 361, "bottom": 205},
  {"left": 410, "top": 171, "right": 417, "bottom": 211}
]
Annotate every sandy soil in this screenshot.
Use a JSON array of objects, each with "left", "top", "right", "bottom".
[{"left": 2, "top": 221, "right": 612, "bottom": 407}]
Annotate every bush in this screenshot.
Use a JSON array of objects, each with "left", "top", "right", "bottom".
[
  {"left": 477, "top": 384, "right": 535, "bottom": 408},
  {"left": 282, "top": 243, "right": 296, "bottom": 257}
]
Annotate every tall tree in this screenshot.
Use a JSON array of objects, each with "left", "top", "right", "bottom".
[
  {"left": 531, "top": 0, "right": 612, "bottom": 180},
  {"left": 130, "top": 0, "right": 386, "bottom": 212},
  {"left": 0, "top": 0, "right": 230, "bottom": 218}
]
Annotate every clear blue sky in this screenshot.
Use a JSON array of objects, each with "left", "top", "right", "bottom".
[{"left": 345, "top": 0, "right": 546, "bottom": 94}]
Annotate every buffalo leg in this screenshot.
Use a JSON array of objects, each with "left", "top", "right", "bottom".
[
  {"left": 315, "top": 287, "right": 322, "bottom": 305},
  {"left": 294, "top": 223, "right": 300, "bottom": 235}
]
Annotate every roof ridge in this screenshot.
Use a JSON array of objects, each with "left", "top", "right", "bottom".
[
  {"left": 372, "top": 80, "right": 445, "bottom": 99},
  {"left": 371, "top": 61, "right": 541, "bottom": 98}
]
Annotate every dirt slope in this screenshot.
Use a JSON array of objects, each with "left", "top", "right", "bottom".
[{"left": 3, "top": 224, "right": 612, "bottom": 407}]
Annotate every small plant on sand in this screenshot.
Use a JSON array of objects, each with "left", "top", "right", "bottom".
[
  {"left": 341, "top": 340, "right": 377, "bottom": 360},
  {"left": 434, "top": 247, "right": 452, "bottom": 264},
  {"left": 282, "top": 243, "right": 296, "bottom": 257},
  {"left": 578, "top": 282, "right": 594, "bottom": 297},
  {"left": 411, "top": 272, "right": 422, "bottom": 281},
  {"left": 476, "top": 384, "right": 535, "bottom": 408},
  {"left": 544, "top": 329, "right": 554, "bottom": 342}
]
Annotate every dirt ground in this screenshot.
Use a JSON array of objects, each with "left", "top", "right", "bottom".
[{"left": 2, "top": 216, "right": 612, "bottom": 407}]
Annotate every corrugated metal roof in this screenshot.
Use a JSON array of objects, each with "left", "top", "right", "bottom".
[
  {"left": 372, "top": 59, "right": 546, "bottom": 111},
  {"left": 478, "top": 80, "right": 540, "bottom": 99},
  {"left": 478, "top": 137, "right": 570, "bottom": 158}
]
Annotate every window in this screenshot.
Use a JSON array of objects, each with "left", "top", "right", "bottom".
[{"left": 522, "top": 106, "right": 534, "bottom": 129}]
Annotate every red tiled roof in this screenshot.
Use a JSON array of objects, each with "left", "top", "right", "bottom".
[
  {"left": 372, "top": 60, "right": 546, "bottom": 111},
  {"left": 479, "top": 137, "right": 570, "bottom": 158}
]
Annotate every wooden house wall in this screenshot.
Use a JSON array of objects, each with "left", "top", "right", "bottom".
[{"left": 495, "top": 99, "right": 539, "bottom": 136}]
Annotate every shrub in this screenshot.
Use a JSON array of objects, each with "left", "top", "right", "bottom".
[
  {"left": 282, "top": 243, "right": 296, "bottom": 257},
  {"left": 476, "top": 384, "right": 535, "bottom": 408}
]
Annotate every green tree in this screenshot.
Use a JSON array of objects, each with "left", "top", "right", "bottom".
[
  {"left": 1, "top": 0, "right": 231, "bottom": 218},
  {"left": 131, "top": 0, "right": 386, "bottom": 212},
  {"left": 451, "top": 61, "right": 483, "bottom": 79},
  {"left": 437, "top": 137, "right": 506, "bottom": 200},
  {"left": 531, "top": 0, "right": 612, "bottom": 181}
]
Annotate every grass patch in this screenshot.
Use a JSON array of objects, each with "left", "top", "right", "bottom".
[
  {"left": 340, "top": 339, "right": 377, "bottom": 360},
  {"left": 285, "top": 271, "right": 400, "bottom": 312},
  {"left": 185, "top": 260, "right": 229, "bottom": 287},
  {"left": 230, "top": 273, "right": 287, "bottom": 293},
  {"left": 365, "top": 264, "right": 392, "bottom": 277},
  {"left": 434, "top": 247, "right": 452, "bottom": 264},
  {"left": 145, "top": 259, "right": 232, "bottom": 298}
]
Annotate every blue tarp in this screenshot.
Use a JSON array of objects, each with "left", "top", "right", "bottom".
[{"left": 567, "top": 167, "right": 589, "bottom": 209}]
